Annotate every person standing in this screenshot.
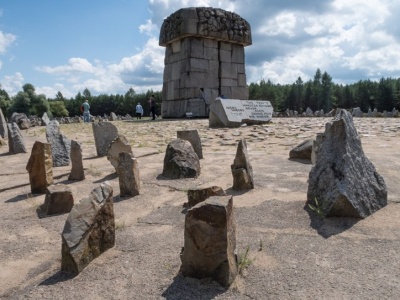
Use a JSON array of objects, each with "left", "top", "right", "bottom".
[
  {"left": 135, "top": 102, "right": 143, "bottom": 119},
  {"left": 149, "top": 95, "right": 156, "bottom": 120},
  {"left": 81, "top": 99, "right": 90, "bottom": 123}
]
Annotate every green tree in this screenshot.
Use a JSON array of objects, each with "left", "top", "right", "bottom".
[
  {"left": 49, "top": 101, "right": 69, "bottom": 117},
  {"left": 321, "top": 71, "right": 332, "bottom": 112},
  {"left": 0, "top": 85, "right": 11, "bottom": 117}
]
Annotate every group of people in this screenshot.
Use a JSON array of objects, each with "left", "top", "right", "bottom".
[{"left": 80, "top": 95, "right": 158, "bottom": 122}]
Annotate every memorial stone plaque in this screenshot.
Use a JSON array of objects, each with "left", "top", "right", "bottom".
[{"left": 209, "top": 98, "right": 273, "bottom": 128}]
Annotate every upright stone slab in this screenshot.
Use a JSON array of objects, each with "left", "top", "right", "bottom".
[
  {"left": 7, "top": 122, "right": 27, "bottom": 154},
  {"left": 289, "top": 139, "right": 313, "bottom": 160},
  {"left": 43, "top": 184, "right": 74, "bottom": 215},
  {"left": 187, "top": 186, "right": 226, "bottom": 207},
  {"left": 11, "top": 112, "right": 31, "bottom": 129},
  {"left": 109, "top": 112, "right": 118, "bottom": 121},
  {"left": 177, "top": 129, "right": 203, "bottom": 159},
  {"left": 68, "top": 140, "right": 85, "bottom": 181},
  {"left": 92, "top": 122, "right": 118, "bottom": 157},
  {"left": 159, "top": 7, "right": 252, "bottom": 118},
  {"left": 231, "top": 139, "right": 254, "bottom": 190},
  {"left": 162, "top": 139, "right": 200, "bottom": 179},
  {"left": 107, "top": 135, "right": 133, "bottom": 171},
  {"left": 61, "top": 181, "right": 115, "bottom": 275},
  {"left": 209, "top": 98, "right": 273, "bottom": 128},
  {"left": 116, "top": 152, "right": 140, "bottom": 197},
  {"left": 46, "top": 120, "right": 71, "bottom": 167},
  {"left": 41, "top": 112, "right": 50, "bottom": 126},
  {"left": 180, "top": 195, "right": 237, "bottom": 287},
  {"left": 0, "top": 109, "right": 7, "bottom": 139},
  {"left": 26, "top": 141, "right": 53, "bottom": 194},
  {"left": 307, "top": 109, "right": 387, "bottom": 218}
]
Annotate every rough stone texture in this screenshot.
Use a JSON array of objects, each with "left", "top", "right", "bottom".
[
  {"left": 7, "top": 122, "right": 27, "bottom": 154},
  {"left": 162, "top": 139, "right": 200, "bottom": 179},
  {"left": 92, "top": 122, "right": 119, "bottom": 157},
  {"left": 109, "top": 112, "right": 118, "bottom": 121},
  {"left": 187, "top": 186, "right": 226, "bottom": 207},
  {"left": 117, "top": 152, "right": 140, "bottom": 197},
  {"left": 160, "top": 7, "right": 251, "bottom": 118},
  {"left": 42, "top": 184, "right": 74, "bottom": 215},
  {"left": 180, "top": 195, "right": 237, "bottom": 287},
  {"left": 307, "top": 109, "right": 387, "bottom": 218},
  {"left": 231, "top": 139, "right": 254, "bottom": 190},
  {"left": 61, "top": 181, "right": 115, "bottom": 275},
  {"left": 0, "top": 109, "right": 7, "bottom": 138},
  {"left": 26, "top": 141, "right": 53, "bottom": 194},
  {"left": 289, "top": 139, "right": 314, "bottom": 160},
  {"left": 68, "top": 140, "right": 85, "bottom": 181},
  {"left": 46, "top": 120, "right": 71, "bottom": 167},
  {"left": 107, "top": 135, "right": 133, "bottom": 171},
  {"left": 41, "top": 112, "right": 50, "bottom": 126},
  {"left": 177, "top": 129, "right": 203, "bottom": 159},
  {"left": 10, "top": 112, "right": 31, "bottom": 129},
  {"left": 352, "top": 107, "right": 363, "bottom": 117},
  {"left": 311, "top": 133, "right": 325, "bottom": 165}
]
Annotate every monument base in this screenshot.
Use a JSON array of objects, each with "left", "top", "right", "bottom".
[{"left": 161, "top": 99, "right": 208, "bottom": 118}]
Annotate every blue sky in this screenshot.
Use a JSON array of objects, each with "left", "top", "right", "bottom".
[{"left": 1, "top": 0, "right": 400, "bottom": 99}]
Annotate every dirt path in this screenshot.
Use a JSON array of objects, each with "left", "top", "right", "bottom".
[{"left": 1, "top": 117, "right": 400, "bottom": 299}]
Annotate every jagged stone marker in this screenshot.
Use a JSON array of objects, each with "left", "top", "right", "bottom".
[
  {"left": 61, "top": 181, "right": 115, "bottom": 275},
  {"left": 180, "top": 195, "right": 237, "bottom": 287},
  {"left": 26, "top": 141, "right": 53, "bottom": 194},
  {"left": 307, "top": 109, "right": 387, "bottom": 218},
  {"left": 231, "top": 139, "right": 254, "bottom": 190}
]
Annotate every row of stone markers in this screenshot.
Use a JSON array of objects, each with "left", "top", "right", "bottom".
[{"left": 279, "top": 106, "right": 399, "bottom": 118}]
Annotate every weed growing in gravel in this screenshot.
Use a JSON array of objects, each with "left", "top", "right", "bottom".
[
  {"left": 237, "top": 246, "right": 253, "bottom": 274},
  {"left": 115, "top": 220, "right": 126, "bottom": 230},
  {"left": 308, "top": 197, "right": 325, "bottom": 219}
]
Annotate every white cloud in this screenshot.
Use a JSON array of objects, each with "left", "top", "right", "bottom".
[
  {"left": 0, "top": 31, "right": 16, "bottom": 54},
  {"left": 258, "top": 12, "right": 297, "bottom": 37},
  {"left": 1, "top": 72, "right": 24, "bottom": 96},
  {"left": 139, "top": 19, "right": 158, "bottom": 36},
  {"left": 36, "top": 58, "right": 97, "bottom": 74}
]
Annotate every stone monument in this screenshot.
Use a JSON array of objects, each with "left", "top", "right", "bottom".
[{"left": 159, "top": 7, "right": 252, "bottom": 118}]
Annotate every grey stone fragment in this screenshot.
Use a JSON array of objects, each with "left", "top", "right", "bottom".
[
  {"left": 107, "top": 135, "right": 133, "bottom": 171},
  {"left": 162, "top": 139, "right": 200, "bottom": 179},
  {"left": 0, "top": 109, "right": 7, "bottom": 138},
  {"left": 61, "top": 181, "right": 115, "bottom": 275},
  {"left": 41, "top": 112, "right": 50, "bottom": 126},
  {"left": 289, "top": 139, "right": 314, "bottom": 160},
  {"left": 180, "top": 195, "right": 237, "bottom": 287},
  {"left": 43, "top": 184, "right": 74, "bottom": 215},
  {"left": 187, "top": 186, "right": 226, "bottom": 207},
  {"left": 26, "top": 141, "right": 53, "bottom": 194},
  {"left": 11, "top": 112, "right": 31, "bottom": 129},
  {"left": 46, "top": 120, "right": 71, "bottom": 167},
  {"left": 68, "top": 140, "right": 85, "bottom": 181},
  {"left": 307, "top": 109, "right": 387, "bottom": 218},
  {"left": 231, "top": 139, "right": 254, "bottom": 190},
  {"left": 92, "top": 122, "right": 118, "bottom": 157},
  {"left": 109, "top": 112, "right": 118, "bottom": 121},
  {"left": 177, "top": 129, "right": 203, "bottom": 159},
  {"left": 7, "top": 122, "right": 27, "bottom": 154},
  {"left": 117, "top": 152, "right": 140, "bottom": 197}
]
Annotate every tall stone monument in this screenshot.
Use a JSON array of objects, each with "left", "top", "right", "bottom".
[{"left": 159, "top": 7, "right": 252, "bottom": 118}]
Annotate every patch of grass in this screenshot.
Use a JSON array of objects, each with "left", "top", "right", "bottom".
[
  {"left": 237, "top": 246, "right": 253, "bottom": 275},
  {"left": 308, "top": 197, "right": 325, "bottom": 219},
  {"left": 258, "top": 239, "right": 263, "bottom": 252},
  {"left": 115, "top": 220, "right": 126, "bottom": 230}
]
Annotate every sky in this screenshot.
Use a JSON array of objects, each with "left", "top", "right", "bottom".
[{"left": 1, "top": 0, "right": 400, "bottom": 99}]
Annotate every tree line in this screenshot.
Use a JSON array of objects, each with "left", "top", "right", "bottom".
[
  {"left": 249, "top": 69, "right": 400, "bottom": 113},
  {"left": 1, "top": 68, "right": 400, "bottom": 118}
]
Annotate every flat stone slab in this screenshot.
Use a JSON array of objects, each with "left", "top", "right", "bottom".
[{"left": 209, "top": 98, "right": 273, "bottom": 128}]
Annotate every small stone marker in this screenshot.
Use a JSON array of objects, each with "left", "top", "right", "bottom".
[
  {"left": 92, "top": 122, "right": 118, "bottom": 157},
  {"left": 209, "top": 98, "right": 273, "bottom": 128},
  {"left": 0, "top": 109, "right": 7, "bottom": 139},
  {"left": 307, "top": 109, "right": 387, "bottom": 218},
  {"left": 289, "top": 139, "right": 313, "bottom": 160},
  {"left": 117, "top": 152, "right": 140, "bottom": 197},
  {"left": 187, "top": 186, "right": 226, "bottom": 207},
  {"left": 41, "top": 112, "right": 50, "bottom": 126},
  {"left": 162, "top": 139, "right": 200, "bottom": 179},
  {"left": 11, "top": 112, "right": 30, "bottom": 129},
  {"left": 26, "top": 141, "right": 53, "bottom": 194},
  {"left": 42, "top": 184, "right": 74, "bottom": 216},
  {"left": 7, "top": 122, "right": 27, "bottom": 154},
  {"left": 46, "top": 120, "right": 71, "bottom": 167},
  {"left": 180, "top": 195, "right": 237, "bottom": 287},
  {"left": 68, "top": 140, "right": 85, "bottom": 181},
  {"left": 107, "top": 135, "right": 133, "bottom": 171},
  {"left": 177, "top": 130, "right": 203, "bottom": 159},
  {"left": 61, "top": 181, "right": 115, "bottom": 275},
  {"left": 231, "top": 139, "right": 254, "bottom": 190},
  {"left": 109, "top": 112, "right": 118, "bottom": 121}
]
